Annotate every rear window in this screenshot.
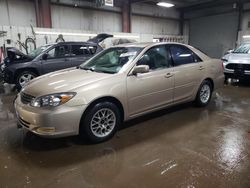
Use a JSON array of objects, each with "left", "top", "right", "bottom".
[
  {"left": 170, "top": 45, "right": 202, "bottom": 66},
  {"left": 71, "top": 45, "right": 97, "bottom": 56}
]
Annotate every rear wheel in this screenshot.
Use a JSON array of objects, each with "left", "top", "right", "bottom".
[
  {"left": 80, "top": 102, "right": 121, "bottom": 143},
  {"left": 15, "top": 70, "right": 37, "bottom": 91},
  {"left": 195, "top": 80, "right": 212, "bottom": 107}
]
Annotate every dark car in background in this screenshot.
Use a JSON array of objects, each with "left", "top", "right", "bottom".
[{"left": 1, "top": 33, "right": 112, "bottom": 90}]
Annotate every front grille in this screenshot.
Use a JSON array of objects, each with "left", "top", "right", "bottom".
[
  {"left": 226, "top": 63, "right": 250, "bottom": 70},
  {"left": 21, "top": 92, "right": 35, "bottom": 104}
]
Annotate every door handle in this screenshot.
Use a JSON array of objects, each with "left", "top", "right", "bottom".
[
  {"left": 165, "top": 72, "right": 174, "bottom": 78},
  {"left": 199, "top": 66, "right": 205, "bottom": 70}
]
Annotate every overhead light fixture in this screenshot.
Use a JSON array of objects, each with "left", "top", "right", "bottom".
[
  {"left": 243, "top": 35, "right": 250, "bottom": 38},
  {"left": 157, "top": 2, "right": 175, "bottom": 8}
]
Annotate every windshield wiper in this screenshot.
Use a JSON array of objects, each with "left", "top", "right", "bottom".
[
  {"left": 94, "top": 70, "right": 114, "bottom": 74},
  {"left": 80, "top": 67, "right": 95, "bottom": 72}
]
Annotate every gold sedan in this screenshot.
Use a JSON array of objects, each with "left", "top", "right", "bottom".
[{"left": 14, "top": 42, "right": 224, "bottom": 143}]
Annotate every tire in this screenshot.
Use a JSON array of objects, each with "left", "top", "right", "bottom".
[
  {"left": 195, "top": 80, "right": 212, "bottom": 107},
  {"left": 15, "top": 70, "right": 37, "bottom": 91},
  {"left": 80, "top": 102, "right": 121, "bottom": 143}
]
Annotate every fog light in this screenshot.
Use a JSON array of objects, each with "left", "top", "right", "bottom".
[{"left": 35, "top": 127, "right": 55, "bottom": 133}]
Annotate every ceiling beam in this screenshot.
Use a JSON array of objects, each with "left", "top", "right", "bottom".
[{"left": 181, "top": 0, "right": 247, "bottom": 12}]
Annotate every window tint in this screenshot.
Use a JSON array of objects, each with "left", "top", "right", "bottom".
[
  {"left": 170, "top": 45, "right": 198, "bottom": 66},
  {"left": 71, "top": 45, "right": 97, "bottom": 56},
  {"left": 137, "top": 45, "right": 171, "bottom": 70},
  {"left": 47, "top": 45, "right": 70, "bottom": 59}
]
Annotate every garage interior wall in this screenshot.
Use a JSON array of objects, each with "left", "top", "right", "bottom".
[
  {"left": 187, "top": 2, "right": 250, "bottom": 58},
  {"left": 0, "top": 0, "right": 180, "bottom": 36},
  {"left": 188, "top": 12, "right": 239, "bottom": 58},
  {"left": 51, "top": 3, "right": 180, "bottom": 35},
  {"left": 51, "top": 5, "right": 122, "bottom": 32},
  {"left": 0, "top": 0, "right": 36, "bottom": 27}
]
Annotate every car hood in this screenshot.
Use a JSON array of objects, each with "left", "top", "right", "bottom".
[
  {"left": 5, "top": 48, "right": 32, "bottom": 64},
  {"left": 87, "top": 33, "right": 113, "bottom": 44},
  {"left": 223, "top": 53, "right": 250, "bottom": 64},
  {"left": 22, "top": 68, "right": 114, "bottom": 97}
]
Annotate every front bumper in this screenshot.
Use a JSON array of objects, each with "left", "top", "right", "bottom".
[
  {"left": 3, "top": 67, "right": 15, "bottom": 84},
  {"left": 14, "top": 94, "right": 86, "bottom": 138},
  {"left": 224, "top": 69, "right": 250, "bottom": 80}
]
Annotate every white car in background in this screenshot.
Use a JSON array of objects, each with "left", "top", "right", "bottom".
[{"left": 222, "top": 43, "right": 250, "bottom": 81}]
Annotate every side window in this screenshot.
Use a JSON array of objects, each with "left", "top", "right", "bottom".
[
  {"left": 170, "top": 45, "right": 199, "bottom": 66},
  {"left": 137, "top": 45, "right": 171, "bottom": 70},
  {"left": 47, "top": 45, "right": 70, "bottom": 59},
  {"left": 71, "top": 45, "right": 97, "bottom": 56}
]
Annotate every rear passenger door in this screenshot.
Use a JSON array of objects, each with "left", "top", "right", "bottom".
[
  {"left": 169, "top": 44, "right": 204, "bottom": 103},
  {"left": 69, "top": 44, "right": 98, "bottom": 67},
  {"left": 41, "top": 45, "right": 71, "bottom": 74}
]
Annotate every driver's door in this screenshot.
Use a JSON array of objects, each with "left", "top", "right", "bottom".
[
  {"left": 126, "top": 45, "right": 174, "bottom": 116},
  {"left": 41, "top": 45, "right": 71, "bottom": 74}
]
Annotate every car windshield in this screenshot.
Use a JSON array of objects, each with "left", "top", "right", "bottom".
[
  {"left": 80, "top": 47, "right": 142, "bottom": 74},
  {"left": 28, "top": 44, "right": 52, "bottom": 58},
  {"left": 233, "top": 43, "right": 250, "bottom": 54}
]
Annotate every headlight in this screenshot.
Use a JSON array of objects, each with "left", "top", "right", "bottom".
[
  {"left": 30, "top": 92, "right": 76, "bottom": 107},
  {"left": 221, "top": 58, "right": 228, "bottom": 63}
]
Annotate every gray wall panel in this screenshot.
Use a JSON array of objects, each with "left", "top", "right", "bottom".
[
  {"left": 0, "top": 0, "right": 36, "bottom": 27},
  {"left": 131, "top": 15, "right": 180, "bottom": 35},
  {"left": 189, "top": 12, "right": 239, "bottom": 58}
]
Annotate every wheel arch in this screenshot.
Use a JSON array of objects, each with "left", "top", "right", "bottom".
[
  {"left": 80, "top": 96, "right": 125, "bottom": 124},
  {"left": 203, "top": 77, "right": 214, "bottom": 91},
  {"left": 14, "top": 68, "right": 39, "bottom": 81}
]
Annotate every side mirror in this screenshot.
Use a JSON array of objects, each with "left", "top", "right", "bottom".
[
  {"left": 225, "top": 49, "right": 234, "bottom": 55},
  {"left": 42, "top": 53, "right": 48, "bottom": 60},
  {"left": 132, "top": 65, "right": 149, "bottom": 75}
]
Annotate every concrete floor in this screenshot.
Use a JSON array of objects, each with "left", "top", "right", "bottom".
[{"left": 0, "top": 82, "right": 250, "bottom": 188}]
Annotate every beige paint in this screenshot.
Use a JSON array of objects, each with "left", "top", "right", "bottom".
[{"left": 14, "top": 42, "right": 224, "bottom": 137}]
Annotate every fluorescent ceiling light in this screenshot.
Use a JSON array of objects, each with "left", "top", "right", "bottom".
[
  {"left": 157, "top": 2, "right": 175, "bottom": 8},
  {"left": 243, "top": 35, "right": 250, "bottom": 38}
]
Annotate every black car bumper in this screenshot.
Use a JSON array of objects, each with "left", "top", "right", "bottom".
[
  {"left": 2, "top": 67, "right": 15, "bottom": 84},
  {"left": 224, "top": 72, "right": 250, "bottom": 80}
]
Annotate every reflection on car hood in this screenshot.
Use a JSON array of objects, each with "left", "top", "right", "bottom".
[
  {"left": 224, "top": 53, "right": 250, "bottom": 64},
  {"left": 22, "top": 68, "right": 113, "bottom": 97}
]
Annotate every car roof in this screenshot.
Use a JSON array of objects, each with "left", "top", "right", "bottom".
[
  {"left": 114, "top": 42, "right": 190, "bottom": 48},
  {"left": 55, "top": 41, "right": 98, "bottom": 45}
]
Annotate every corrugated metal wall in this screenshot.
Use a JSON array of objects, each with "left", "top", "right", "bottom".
[
  {"left": 51, "top": 5, "right": 122, "bottom": 32},
  {"left": 0, "top": 0, "right": 180, "bottom": 36},
  {"left": 131, "top": 15, "right": 179, "bottom": 35},
  {"left": 0, "top": 0, "right": 36, "bottom": 27}
]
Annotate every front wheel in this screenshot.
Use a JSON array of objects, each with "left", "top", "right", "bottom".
[
  {"left": 15, "top": 71, "right": 37, "bottom": 91},
  {"left": 80, "top": 102, "right": 121, "bottom": 143},
  {"left": 195, "top": 80, "right": 212, "bottom": 107}
]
